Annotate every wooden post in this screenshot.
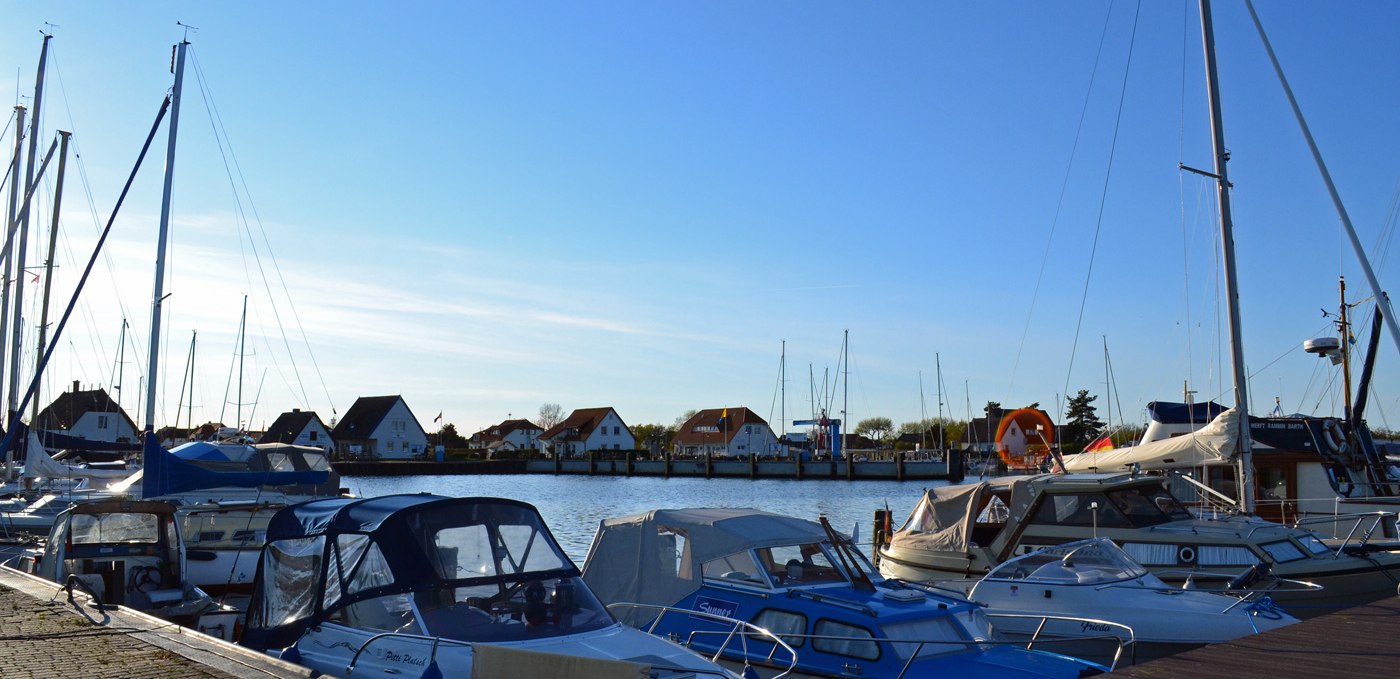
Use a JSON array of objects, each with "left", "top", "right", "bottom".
[
  {"left": 896, "top": 451, "right": 905, "bottom": 481},
  {"left": 664, "top": 447, "right": 672, "bottom": 479},
  {"left": 749, "top": 453, "right": 757, "bottom": 480},
  {"left": 625, "top": 450, "right": 634, "bottom": 477},
  {"left": 587, "top": 449, "right": 595, "bottom": 476},
  {"left": 704, "top": 450, "right": 713, "bottom": 479}
]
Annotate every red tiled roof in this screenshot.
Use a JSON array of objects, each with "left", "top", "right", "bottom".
[{"left": 673, "top": 407, "right": 769, "bottom": 446}]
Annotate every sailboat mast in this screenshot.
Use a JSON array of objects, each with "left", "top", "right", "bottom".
[
  {"left": 8, "top": 35, "right": 50, "bottom": 417},
  {"left": 237, "top": 294, "right": 247, "bottom": 430},
  {"left": 1199, "top": 0, "right": 1255, "bottom": 512},
  {"left": 936, "top": 353, "right": 945, "bottom": 452},
  {"left": 144, "top": 39, "right": 188, "bottom": 434},
  {"left": 780, "top": 339, "right": 786, "bottom": 454},
  {"left": 1339, "top": 277, "right": 1354, "bottom": 422},
  {"left": 0, "top": 105, "right": 25, "bottom": 417},
  {"left": 1243, "top": 0, "right": 1400, "bottom": 361},
  {"left": 30, "top": 130, "right": 70, "bottom": 424}
]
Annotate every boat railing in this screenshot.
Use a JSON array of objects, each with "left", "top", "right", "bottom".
[
  {"left": 1285, "top": 510, "right": 1400, "bottom": 551},
  {"left": 1150, "top": 568, "right": 1323, "bottom": 608},
  {"left": 981, "top": 612, "right": 1134, "bottom": 671},
  {"left": 607, "top": 602, "right": 798, "bottom": 678}
]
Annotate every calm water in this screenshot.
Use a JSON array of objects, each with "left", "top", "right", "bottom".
[{"left": 345, "top": 475, "right": 949, "bottom": 563}]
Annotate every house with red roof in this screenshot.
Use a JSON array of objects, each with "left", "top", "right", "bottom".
[
  {"left": 673, "top": 407, "right": 777, "bottom": 458},
  {"left": 537, "top": 407, "right": 633, "bottom": 458}
]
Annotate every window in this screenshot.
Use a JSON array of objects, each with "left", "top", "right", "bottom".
[
  {"left": 813, "top": 619, "right": 879, "bottom": 660},
  {"left": 1031, "top": 493, "right": 1130, "bottom": 528},
  {"left": 309, "top": 431, "right": 318, "bottom": 441},
  {"left": 97, "top": 415, "right": 109, "bottom": 429},
  {"left": 1261, "top": 541, "right": 1306, "bottom": 563},
  {"left": 752, "top": 609, "right": 807, "bottom": 647},
  {"left": 702, "top": 551, "right": 769, "bottom": 587},
  {"left": 614, "top": 426, "right": 621, "bottom": 435}
]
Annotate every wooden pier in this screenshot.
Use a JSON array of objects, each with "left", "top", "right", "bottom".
[
  {"left": 335, "top": 450, "right": 964, "bottom": 481},
  {"left": 1115, "top": 594, "right": 1400, "bottom": 678}
]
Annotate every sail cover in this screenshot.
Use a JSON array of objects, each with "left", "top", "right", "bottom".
[
  {"left": 21, "top": 430, "right": 133, "bottom": 480},
  {"left": 138, "top": 432, "right": 329, "bottom": 498},
  {"left": 1061, "top": 407, "right": 1239, "bottom": 472}
]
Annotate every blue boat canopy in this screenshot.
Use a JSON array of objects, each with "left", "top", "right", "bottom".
[
  {"left": 243, "top": 494, "right": 581, "bottom": 652},
  {"left": 139, "top": 433, "right": 329, "bottom": 498},
  {"left": 1146, "top": 400, "right": 1228, "bottom": 424}
]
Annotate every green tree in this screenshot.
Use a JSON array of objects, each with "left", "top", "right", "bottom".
[
  {"left": 632, "top": 423, "right": 676, "bottom": 455},
  {"left": 673, "top": 409, "right": 699, "bottom": 429},
  {"left": 855, "top": 416, "right": 894, "bottom": 445},
  {"left": 1062, "top": 389, "right": 1104, "bottom": 450},
  {"left": 984, "top": 401, "right": 1004, "bottom": 418},
  {"left": 436, "top": 423, "right": 468, "bottom": 448}
]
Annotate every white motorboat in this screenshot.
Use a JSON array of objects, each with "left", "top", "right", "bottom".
[
  {"left": 949, "top": 537, "right": 1298, "bottom": 665},
  {"left": 240, "top": 494, "right": 739, "bottom": 678}
]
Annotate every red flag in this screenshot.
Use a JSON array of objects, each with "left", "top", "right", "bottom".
[{"left": 1084, "top": 434, "right": 1114, "bottom": 452}]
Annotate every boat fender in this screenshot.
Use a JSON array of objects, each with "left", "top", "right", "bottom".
[
  {"left": 1323, "top": 420, "right": 1348, "bottom": 455},
  {"left": 1178, "top": 546, "right": 1196, "bottom": 564}
]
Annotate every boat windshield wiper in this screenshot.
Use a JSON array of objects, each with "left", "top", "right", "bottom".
[{"left": 819, "top": 515, "right": 875, "bottom": 592}]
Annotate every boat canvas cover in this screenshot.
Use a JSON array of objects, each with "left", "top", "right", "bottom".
[
  {"left": 583, "top": 507, "right": 831, "bottom": 623},
  {"left": 1147, "top": 401, "right": 1228, "bottom": 424},
  {"left": 888, "top": 478, "right": 1035, "bottom": 553},
  {"left": 22, "top": 430, "right": 131, "bottom": 480},
  {"left": 1062, "top": 408, "right": 1238, "bottom": 472},
  {"left": 135, "top": 433, "right": 329, "bottom": 499}
]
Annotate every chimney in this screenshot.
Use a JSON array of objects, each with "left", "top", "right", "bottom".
[
  {"left": 73, "top": 380, "right": 80, "bottom": 393},
  {"left": 293, "top": 408, "right": 301, "bottom": 413}
]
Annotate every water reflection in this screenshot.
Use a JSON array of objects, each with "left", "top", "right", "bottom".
[{"left": 346, "top": 475, "right": 948, "bottom": 563}]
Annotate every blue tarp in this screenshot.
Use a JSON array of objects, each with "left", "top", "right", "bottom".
[
  {"left": 170, "top": 441, "right": 232, "bottom": 461},
  {"left": 1146, "top": 401, "right": 1228, "bottom": 425},
  {"left": 140, "top": 432, "right": 329, "bottom": 499}
]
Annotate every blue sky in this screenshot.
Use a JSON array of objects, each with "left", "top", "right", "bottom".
[{"left": 1, "top": 1, "right": 1397, "bottom": 438}]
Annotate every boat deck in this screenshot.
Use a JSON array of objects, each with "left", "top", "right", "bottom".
[{"left": 1116, "top": 594, "right": 1400, "bottom": 678}]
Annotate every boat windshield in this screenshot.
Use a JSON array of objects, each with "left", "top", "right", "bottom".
[
  {"left": 69, "top": 512, "right": 161, "bottom": 544},
  {"left": 1104, "top": 484, "right": 1193, "bottom": 525},
  {"left": 755, "top": 542, "right": 849, "bottom": 587},
  {"left": 986, "top": 539, "right": 1148, "bottom": 584}
]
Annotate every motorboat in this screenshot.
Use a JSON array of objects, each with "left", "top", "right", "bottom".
[
  {"left": 7, "top": 499, "right": 240, "bottom": 640},
  {"left": 940, "top": 537, "right": 1299, "bottom": 665},
  {"left": 876, "top": 472, "right": 1400, "bottom": 618},
  {"left": 1063, "top": 402, "right": 1400, "bottom": 540},
  {"left": 239, "top": 494, "right": 738, "bottom": 678},
  {"left": 583, "top": 507, "right": 1109, "bottom": 678}
]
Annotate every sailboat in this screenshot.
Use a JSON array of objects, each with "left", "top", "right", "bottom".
[{"left": 877, "top": 0, "right": 1400, "bottom": 618}]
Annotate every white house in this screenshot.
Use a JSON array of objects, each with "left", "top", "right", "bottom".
[
  {"left": 470, "top": 418, "right": 543, "bottom": 454},
  {"left": 673, "top": 407, "right": 778, "bottom": 458},
  {"left": 259, "top": 409, "right": 335, "bottom": 454},
  {"left": 538, "top": 407, "right": 634, "bottom": 458},
  {"left": 36, "top": 383, "right": 139, "bottom": 446},
  {"left": 330, "top": 395, "right": 428, "bottom": 460}
]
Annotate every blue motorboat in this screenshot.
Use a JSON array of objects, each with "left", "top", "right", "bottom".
[
  {"left": 583, "top": 508, "right": 1107, "bottom": 678},
  {"left": 240, "top": 494, "right": 739, "bottom": 678}
]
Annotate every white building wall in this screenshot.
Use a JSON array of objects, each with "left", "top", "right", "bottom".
[
  {"left": 503, "top": 427, "right": 540, "bottom": 449},
  {"left": 369, "top": 400, "right": 428, "bottom": 460},
  {"left": 68, "top": 412, "right": 138, "bottom": 443},
  {"left": 292, "top": 421, "right": 334, "bottom": 453},
  {"left": 586, "top": 411, "right": 635, "bottom": 451}
]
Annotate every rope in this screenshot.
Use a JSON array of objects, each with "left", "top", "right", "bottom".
[
  {"left": 1006, "top": 1, "right": 1116, "bottom": 401},
  {"left": 1062, "top": 0, "right": 1145, "bottom": 408}
]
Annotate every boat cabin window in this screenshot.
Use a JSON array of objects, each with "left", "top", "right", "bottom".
[
  {"left": 759, "top": 543, "right": 844, "bottom": 586},
  {"left": 702, "top": 551, "right": 770, "bottom": 587},
  {"left": 253, "top": 536, "right": 325, "bottom": 630},
  {"left": 70, "top": 512, "right": 161, "bottom": 544},
  {"left": 1103, "top": 485, "right": 1192, "bottom": 526},
  {"left": 1030, "top": 493, "right": 1131, "bottom": 528},
  {"left": 752, "top": 608, "right": 807, "bottom": 647},
  {"left": 1261, "top": 540, "right": 1307, "bottom": 563},
  {"left": 330, "top": 592, "right": 422, "bottom": 635},
  {"left": 1296, "top": 533, "right": 1330, "bottom": 555},
  {"left": 813, "top": 619, "right": 880, "bottom": 661}
]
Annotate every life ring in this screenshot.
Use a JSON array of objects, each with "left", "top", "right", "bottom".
[
  {"left": 1178, "top": 546, "right": 1196, "bottom": 564},
  {"left": 1323, "top": 420, "right": 1348, "bottom": 455}
]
